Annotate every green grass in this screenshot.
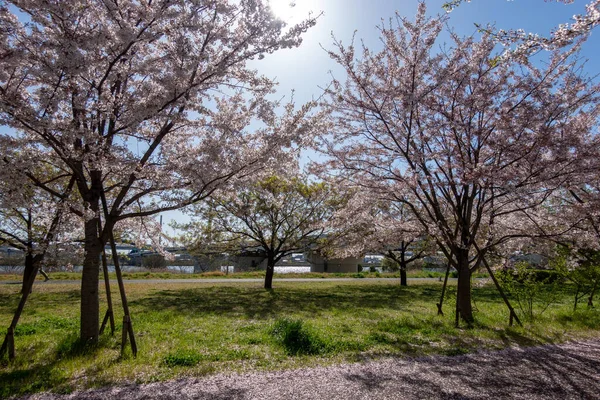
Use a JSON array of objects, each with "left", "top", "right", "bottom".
[
  {"left": 0, "top": 269, "right": 485, "bottom": 281},
  {"left": 0, "top": 280, "right": 598, "bottom": 398}
]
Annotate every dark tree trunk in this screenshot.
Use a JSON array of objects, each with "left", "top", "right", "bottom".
[
  {"left": 588, "top": 278, "right": 598, "bottom": 307},
  {"left": 456, "top": 249, "right": 473, "bottom": 323},
  {"left": 22, "top": 211, "right": 34, "bottom": 294},
  {"left": 1, "top": 254, "right": 43, "bottom": 360},
  {"left": 264, "top": 256, "right": 275, "bottom": 289},
  {"left": 400, "top": 261, "right": 408, "bottom": 286},
  {"left": 78, "top": 169, "right": 105, "bottom": 344},
  {"left": 80, "top": 213, "right": 102, "bottom": 344},
  {"left": 21, "top": 253, "right": 34, "bottom": 294},
  {"left": 437, "top": 262, "right": 452, "bottom": 315}
]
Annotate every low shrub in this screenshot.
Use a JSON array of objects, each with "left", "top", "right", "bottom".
[
  {"left": 529, "top": 269, "right": 563, "bottom": 283},
  {"left": 499, "top": 263, "right": 561, "bottom": 321},
  {"left": 271, "top": 318, "right": 325, "bottom": 356},
  {"left": 498, "top": 268, "right": 563, "bottom": 284}
]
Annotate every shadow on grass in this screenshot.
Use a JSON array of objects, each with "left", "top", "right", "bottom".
[
  {"left": 129, "top": 283, "right": 438, "bottom": 320},
  {"left": 0, "top": 333, "right": 119, "bottom": 398},
  {"left": 0, "top": 290, "right": 81, "bottom": 315},
  {"left": 363, "top": 311, "right": 570, "bottom": 359},
  {"left": 555, "top": 309, "right": 600, "bottom": 329},
  {"left": 471, "top": 283, "right": 574, "bottom": 303},
  {"left": 0, "top": 363, "right": 67, "bottom": 397}
]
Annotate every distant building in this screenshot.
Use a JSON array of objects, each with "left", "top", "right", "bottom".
[
  {"left": 363, "top": 253, "right": 384, "bottom": 267},
  {"left": 105, "top": 243, "right": 137, "bottom": 256},
  {"left": 504, "top": 253, "right": 549, "bottom": 269},
  {"left": 0, "top": 245, "right": 24, "bottom": 256},
  {"left": 307, "top": 251, "right": 360, "bottom": 273}
]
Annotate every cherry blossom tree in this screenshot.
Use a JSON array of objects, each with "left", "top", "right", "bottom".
[
  {"left": 0, "top": 0, "right": 318, "bottom": 343},
  {"left": 0, "top": 136, "right": 78, "bottom": 359},
  {"left": 318, "top": 3, "right": 600, "bottom": 323},
  {"left": 327, "top": 188, "right": 430, "bottom": 286},
  {"left": 444, "top": 0, "right": 600, "bottom": 57},
  {"left": 0, "top": 136, "right": 80, "bottom": 294},
  {"left": 550, "top": 177, "right": 600, "bottom": 308},
  {"left": 197, "top": 175, "right": 335, "bottom": 289}
]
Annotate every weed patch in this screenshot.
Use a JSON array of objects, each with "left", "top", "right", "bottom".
[
  {"left": 271, "top": 318, "right": 326, "bottom": 355},
  {"left": 163, "top": 350, "right": 203, "bottom": 367}
]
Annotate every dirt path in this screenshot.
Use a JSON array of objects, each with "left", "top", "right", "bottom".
[{"left": 21, "top": 339, "right": 600, "bottom": 400}]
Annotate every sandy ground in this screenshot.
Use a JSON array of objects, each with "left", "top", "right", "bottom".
[{"left": 20, "top": 339, "right": 600, "bottom": 400}]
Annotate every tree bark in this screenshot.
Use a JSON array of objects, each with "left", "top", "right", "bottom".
[
  {"left": 400, "top": 261, "right": 408, "bottom": 286},
  {"left": 80, "top": 213, "right": 101, "bottom": 344},
  {"left": 456, "top": 249, "right": 473, "bottom": 323},
  {"left": 22, "top": 210, "right": 34, "bottom": 294},
  {"left": 21, "top": 253, "right": 34, "bottom": 294},
  {"left": 437, "top": 262, "right": 451, "bottom": 315},
  {"left": 1, "top": 254, "right": 42, "bottom": 360},
  {"left": 588, "top": 278, "right": 599, "bottom": 307},
  {"left": 264, "top": 256, "right": 275, "bottom": 289}
]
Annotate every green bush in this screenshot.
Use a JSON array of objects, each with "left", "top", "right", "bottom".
[
  {"left": 499, "top": 263, "right": 561, "bottom": 321},
  {"left": 528, "top": 269, "right": 563, "bottom": 283},
  {"left": 271, "top": 318, "right": 325, "bottom": 356},
  {"left": 498, "top": 268, "right": 562, "bottom": 283}
]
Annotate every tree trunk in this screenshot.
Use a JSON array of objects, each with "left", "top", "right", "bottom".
[
  {"left": 1, "top": 254, "right": 43, "bottom": 360},
  {"left": 400, "top": 261, "right": 407, "bottom": 286},
  {"left": 264, "top": 256, "right": 275, "bottom": 289},
  {"left": 80, "top": 214, "right": 102, "bottom": 344},
  {"left": 456, "top": 249, "right": 473, "bottom": 324},
  {"left": 21, "top": 253, "right": 34, "bottom": 294},
  {"left": 437, "top": 263, "right": 451, "bottom": 315},
  {"left": 588, "top": 278, "right": 598, "bottom": 307}
]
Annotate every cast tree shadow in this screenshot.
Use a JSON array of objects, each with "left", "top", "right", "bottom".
[
  {"left": 15, "top": 339, "right": 600, "bottom": 399},
  {"left": 341, "top": 340, "right": 600, "bottom": 399},
  {"left": 129, "top": 284, "right": 439, "bottom": 320}
]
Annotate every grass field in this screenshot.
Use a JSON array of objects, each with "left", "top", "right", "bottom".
[
  {"left": 1, "top": 279, "right": 599, "bottom": 398},
  {"left": 0, "top": 269, "right": 466, "bottom": 281}
]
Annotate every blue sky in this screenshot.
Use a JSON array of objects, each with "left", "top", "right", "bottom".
[
  {"left": 260, "top": 0, "right": 599, "bottom": 102},
  {"left": 162, "top": 0, "right": 600, "bottom": 239}
]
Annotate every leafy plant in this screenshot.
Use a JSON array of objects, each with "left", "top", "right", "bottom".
[
  {"left": 271, "top": 318, "right": 325, "bottom": 356},
  {"left": 552, "top": 246, "right": 600, "bottom": 310},
  {"left": 500, "top": 263, "right": 561, "bottom": 321}
]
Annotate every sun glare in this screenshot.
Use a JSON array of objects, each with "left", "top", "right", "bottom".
[{"left": 268, "top": 0, "right": 316, "bottom": 24}]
